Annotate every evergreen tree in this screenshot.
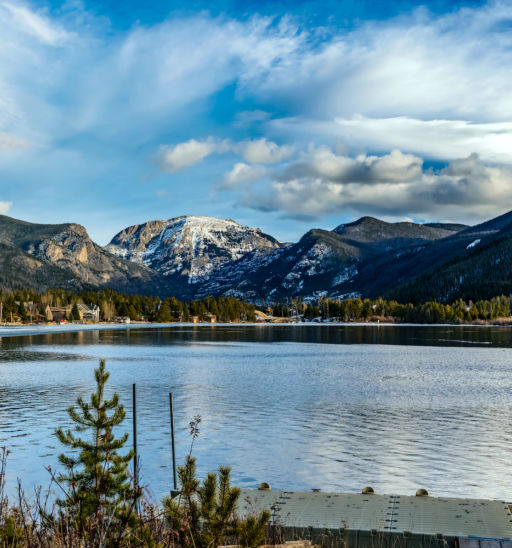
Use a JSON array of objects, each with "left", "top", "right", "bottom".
[
  {"left": 17, "top": 301, "right": 28, "bottom": 322},
  {"left": 155, "top": 300, "right": 173, "bottom": 322},
  {"left": 54, "top": 360, "right": 138, "bottom": 543},
  {"left": 163, "top": 457, "right": 270, "bottom": 548},
  {"left": 71, "top": 303, "right": 81, "bottom": 322}
]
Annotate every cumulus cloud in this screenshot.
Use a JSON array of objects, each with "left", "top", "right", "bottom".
[
  {"left": 334, "top": 116, "right": 512, "bottom": 164},
  {"left": 304, "top": 147, "right": 423, "bottom": 183},
  {"left": 242, "top": 138, "right": 294, "bottom": 164},
  {"left": 227, "top": 147, "right": 512, "bottom": 222},
  {"left": 156, "top": 139, "right": 219, "bottom": 173},
  {"left": 222, "top": 162, "right": 267, "bottom": 188},
  {"left": 0, "top": 201, "right": 12, "bottom": 214},
  {"left": 156, "top": 137, "right": 293, "bottom": 173}
]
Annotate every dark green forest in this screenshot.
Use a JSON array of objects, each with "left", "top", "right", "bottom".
[
  {"left": 275, "top": 295, "right": 512, "bottom": 323},
  {"left": 0, "top": 288, "right": 256, "bottom": 323},
  {"left": 1, "top": 287, "right": 512, "bottom": 324}
]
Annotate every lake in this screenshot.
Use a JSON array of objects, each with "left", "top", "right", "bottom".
[{"left": 0, "top": 324, "right": 511, "bottom": 502}]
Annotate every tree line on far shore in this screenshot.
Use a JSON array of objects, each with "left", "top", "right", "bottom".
[
  {"left": 274, "top": 295, "right": 512, "bottom": 323},
  {"left": 2, "top": 287, "right": 512, "bottom": 324},
  {"left": 0, "top": 288, "right": 256, "bottom": 323}
]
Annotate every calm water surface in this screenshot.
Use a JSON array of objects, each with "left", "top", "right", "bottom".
[{"left": 0, "top": 324, "right": 511, "bottom": 501}]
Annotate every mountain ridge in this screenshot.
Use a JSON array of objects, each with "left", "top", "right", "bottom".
[{"left": 0, "top": 211, "right": 510, "bottom": 303}]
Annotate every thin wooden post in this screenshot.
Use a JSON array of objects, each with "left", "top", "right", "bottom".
[
  {"left": 169, "top": 393, "right": 177, "bottom": 491},
  {"left": 132, "top": 383, "right": 138, "bottom": 492}
]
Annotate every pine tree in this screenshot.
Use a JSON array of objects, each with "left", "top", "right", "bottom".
[
  {"left": 17, "top": 301, "right": 28, "bottom": 322},
  {"left": 155, "top": 300, "right": 172, "bottom": 322},
  {"left": 54, "top": 359, "right": 138, "bottom": 543},
  {"left": 163, "top": 457, "right": 270, "bottom": 548},
  {"left": 71, "top": 303, "right": 81, "bottom": 322}
]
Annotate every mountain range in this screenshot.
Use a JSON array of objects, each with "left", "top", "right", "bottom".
[{"left": 1, "top": 210, "right": 511, "bottom": 303}]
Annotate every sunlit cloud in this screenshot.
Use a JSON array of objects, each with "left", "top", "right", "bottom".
[
  {"left": 242, "top": 138, "right": 294, "bottom": 164},
  {"left": 221, "top": 162, "right": 267, "bottom": 189},
  {"left": 1, "top": 1, "right": 72, "bottom": 45},
  {"left": 156, "top": 139, "right": 227, "bottom": 173},
  {"left": 224, "top": 147, "right": 512, "bottom": 223}
]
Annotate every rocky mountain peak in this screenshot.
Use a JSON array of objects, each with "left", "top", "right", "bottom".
[{"left": 105, "top": 215, "right": 282, "bottom": 283}]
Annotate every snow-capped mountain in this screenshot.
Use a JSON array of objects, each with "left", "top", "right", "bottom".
[
  {"left": 105, "top": 216, "right": 282, "bottom": 288},
  {"left": 6, "top": 209, "right": 512, "bottom": 303},
  {"left": 104, "top": 214, "right": 473, "bottom": 301}
]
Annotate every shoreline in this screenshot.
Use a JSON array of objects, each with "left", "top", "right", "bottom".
[{"left": 0, "top": 320, "right": 510, "bottom": 339}]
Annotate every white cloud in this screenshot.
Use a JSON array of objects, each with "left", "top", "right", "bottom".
[
  {"left": 156, "top": 139, "right": 218, "bottom": 173},
  {"left": 1, "top": 2, "right": 72, "bottom": 45},
  {"left": 0, "top": 201, "right": 12, "bottom": 214},
  {"left": 2, "top": 2, "right": 512, "bottom": 161},
  {"left": 242, "top": 138, "right": 294, "bottom": 164},
  {"left": 230, "top": 148, "right": 512, "bottom": 222},
  {"left": 250, "top": 3, "right": 512, "bottom": 123},
  {"left": 0, "top": 132, "right": 30, "bottom": 150},
  {"left": 0, "top": 7, "right": 304, "bottom": 146},
  {"left": 222, "top": 162, "right": 267, "bottom": 188},
  {"left": 156, "top": 137, "right": 293, "bottom": 174},
  {"left": 305, "top": 146, "right": 423, "bottom": 183},
  {"left": 334, "top": 116, "right": 512, "bottom": 164}
]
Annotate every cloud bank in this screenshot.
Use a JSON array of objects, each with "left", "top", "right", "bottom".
[{"left": 222, "top": 147, "right": 512, "bottom": 223}]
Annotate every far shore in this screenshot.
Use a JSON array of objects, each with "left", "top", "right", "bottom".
[{"left": 1, "top": 319, "right": 512, "bottom": 339}]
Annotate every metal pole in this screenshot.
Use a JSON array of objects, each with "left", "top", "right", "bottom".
[
  {"left": 169, "top": 392, "right": 177, "bottom": 491},
  {"left": 132, "top": 383, "right": 138, "bottom": 492}
]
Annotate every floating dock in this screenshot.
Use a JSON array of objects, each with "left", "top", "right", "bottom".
[{"left": 237, "top": 489, "right": 512, "bottom": 548}]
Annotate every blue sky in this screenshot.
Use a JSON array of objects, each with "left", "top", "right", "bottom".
[{"left": 0, "top": 0, "right": 511, "bottom": 244}]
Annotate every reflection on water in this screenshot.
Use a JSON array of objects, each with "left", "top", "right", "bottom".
[{"left": 0, "top": 325, "right": 511, "bottom": 501}]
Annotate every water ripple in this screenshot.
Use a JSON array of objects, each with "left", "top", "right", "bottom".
[{"left": 0, "top": 326, "right": 511, "bottom": 501}]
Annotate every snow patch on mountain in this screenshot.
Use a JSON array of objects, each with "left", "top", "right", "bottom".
[
  {"left": 106, "top": 215, "right": 282, "bottom": 282},
  {"left": 331, "top": 265, "right": 358, "bottom": 287},
  {"left": 466, "top": 239, "right": 481, "bottom": 249}
]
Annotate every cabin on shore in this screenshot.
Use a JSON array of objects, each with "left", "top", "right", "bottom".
[{"left": 48, "top": 303, "right": 100, "bottom": 323}]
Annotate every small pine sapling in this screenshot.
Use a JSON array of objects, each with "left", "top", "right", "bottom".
[{"left": 54, "top": 359, "right": 140, "bottom": 544}]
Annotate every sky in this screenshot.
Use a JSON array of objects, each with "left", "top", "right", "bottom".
[{"left": 1, "top": 0, "right": 512, "bottom": 244}]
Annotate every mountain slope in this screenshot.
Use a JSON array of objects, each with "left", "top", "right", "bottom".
[
  {"left": 0, "top": 241, "right": 85, "bottom": 292},
  {"left": 356, "top": 212, "right": 512, "bottom": 299},
  {"left": 106, "top": 215, "right": 469, "bottom": 301},
  {"left": 197, "top": 217, "right": 466, "bottom": 300},
  {"left": 0, "top": 215, "right": 165, "bottom": 294},
  {"left": 105, "top": 216, "right": 282, "bottom": 293},
  {"left": 333, "top": 216, "right": 462, "bottom": 248},
  {"left": 196, "top": 228, "right": 361, "bottom": 299},
  {"left": 390, "top": 217, "right": 512, "bottom": 302},
  {"left": 3, "top": 210, "right": 512, "bottom": 302}
]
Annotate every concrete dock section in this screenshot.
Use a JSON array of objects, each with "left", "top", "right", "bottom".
[{"left": 237, "top": 489, "right": 512, "bottom": 547}]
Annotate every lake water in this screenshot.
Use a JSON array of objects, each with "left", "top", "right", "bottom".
[{"left": 0, "top": 324, "right": 511, "bottom": 502}]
